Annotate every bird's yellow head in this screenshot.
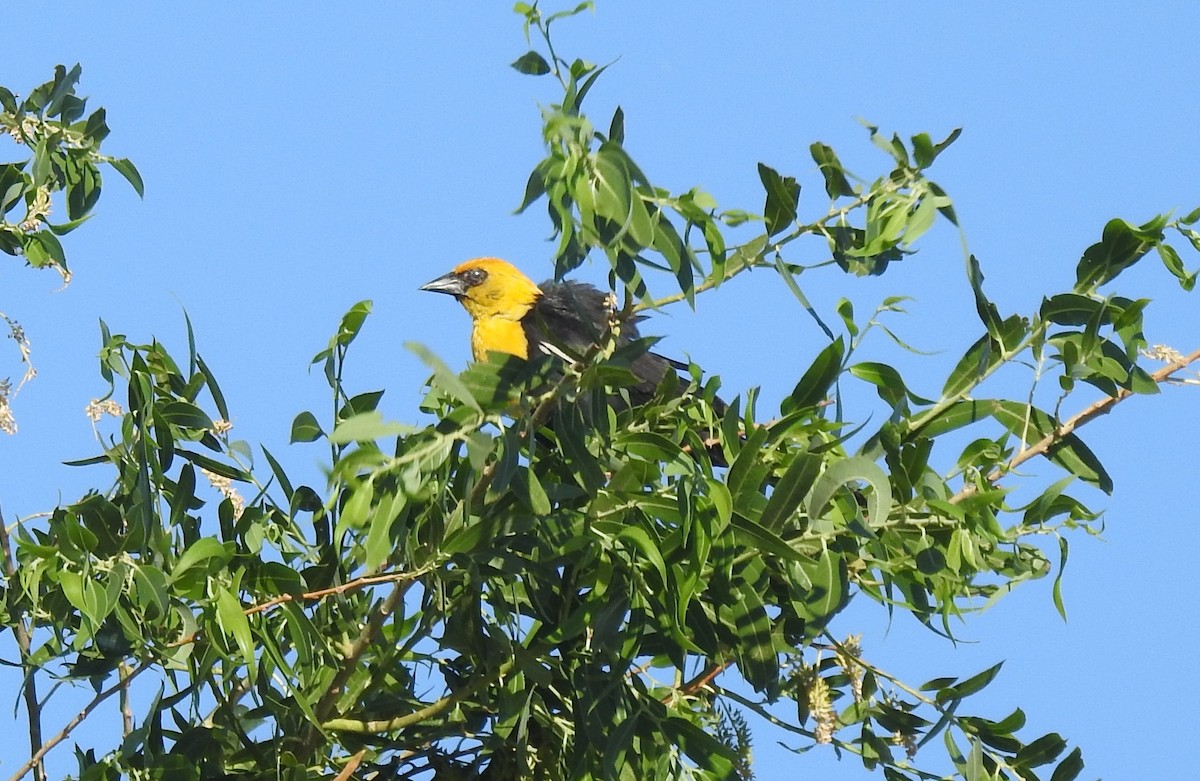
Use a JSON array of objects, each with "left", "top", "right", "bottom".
[{"left": 420, "top": 257, "right": 543, "bottom": 360}]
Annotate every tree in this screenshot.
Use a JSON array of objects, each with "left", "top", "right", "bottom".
[{"left": 3, "top": 4, "right": 1198, "bottom": 780}]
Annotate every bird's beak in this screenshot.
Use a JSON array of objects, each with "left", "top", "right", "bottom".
[{"left": 419, "top": 271, "right": 467, "bottom": 297}]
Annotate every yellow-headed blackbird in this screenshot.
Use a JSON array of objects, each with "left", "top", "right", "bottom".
[{"left": 419, "top": 257, "right": 707, "bottom": 409}]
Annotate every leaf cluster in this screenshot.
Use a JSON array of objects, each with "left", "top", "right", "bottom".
[{"left": 0, "top": 64, "right": 142, "bottom": 279}]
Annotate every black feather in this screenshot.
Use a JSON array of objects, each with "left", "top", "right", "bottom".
[{"left": 524, "top": 281, "right": 683, "bottom": 405}]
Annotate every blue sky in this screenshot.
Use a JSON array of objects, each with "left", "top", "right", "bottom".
[{"left": 3, "top": 2, "right": 1198, "bottom": 778}]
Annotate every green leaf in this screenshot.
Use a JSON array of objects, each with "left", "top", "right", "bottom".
[
  {"left": 990, "top": 400, "right": 1113, "bottom": 493},
  {"left": 1015, "top": 733, "right": 1067, "bottom": 768},
  {"left": 24, "top": 230, "right": 67, "bottom": 270},
  {"left": 172, "top": 538, "right": 233, "bottom": 583},
  {"left": 214, "top": 587, "right": 256, "bottom": 678},
  {"left": 614, "top": 524, "right": 668, "bottom": 585},
  {"left": 290, "top": 411, "right": 324, "bottom": 443},
  {"left": 1156, "top": 241, "right": 1197, "bottom": 291},
  {"left": 730, "top": 581, "right": 777, "bottom": 693},
  {"left": 708, "top": 479, "right": 733, "bottom": 527},
  {"left": 938, "top": 661, "right": 1003, "bottom": 702},
  {"left": 726, "top": 425, "right": 770, "bottom": 511},
  {"left": 809, "top": 142, "right": 855, "bottom": 198},
  {"left": 160, "top": 400, "right": 214, "bottom": 431},
  {"left": 195, "top": 354, "right": 229, "bottom": 422},
  {"left": 730, "top": 513, "right": 806, "bottom": 563},
  {"left": 850, "top": 361, "right": 925, "bottom": 408},
  {"left": 790, "top": 548, "right": 848, "bottom": 632},
  {"left": 1050, "top": 747, "right": 1084, "bottom": 781},
  {"left": 757, "top": 162, "right": 800, "bottom": 236},
  {"left": 328, "top": 411, "right": 415, "bottom": 444},
  {"left": 1075, "top": 216, "right": 1162, "bottom": 291},
  {"left": 759, "top": 452, "right": 821, "bottom": 533},
  {"left": 406, "top": 341, "right": 482, "bottom": 412},
  {"left": 785, "top": 337, "right": 844, "bottom": 412},
  {"left": 911, "top": 127, "right": 961, "bottom": 168},
  {"left": 940, "top": 315, "right": 1028, "bottom": 399},
  {"left": 1052, "top": 536, "right": 1069, "bottom": 621},
  {"left": 966, "top": 254, "right": 1003, "bottom": 337},
  {"left": 608, "top": 105, "right": 624, "bottom": 144},
  {"left": 178, "top": 449, "right": 248, "bottom": 482},
  {"left": 510, "top": 50, "right": 552, "bottom": 75},
  {"left": 807, "top": 456, "right": 891, "bottom": 530},
  {"left": 335, "top": 300, "right": 373, "bottom": 347},
  {"left": 515, "top": 155, "right": 555, "bottom": 214},
  {"left": 1040, "top": 293, "right": 1104, "bottom": 326},
  {"left": 109, "top": 157, "right": 144, "bottom": 197},
  {"left": 365, "top": 490, "right": 404, "bottom": 571},
  {"left": 515, "top": 468, "right": 551, "bottom": 515}
]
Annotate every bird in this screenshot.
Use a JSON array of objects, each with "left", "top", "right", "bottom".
[{"left": 419, "top": 257, "right": 709, "bottom": 409}]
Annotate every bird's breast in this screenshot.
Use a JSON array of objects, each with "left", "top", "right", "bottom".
[{"left": 471, "top": 316, "right": 530, "bottom": 361}]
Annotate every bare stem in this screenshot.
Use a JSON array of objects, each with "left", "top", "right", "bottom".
[
  {"left": 7, "top": 663, "right": 152, "bottom": 781},
  {"left": 0, "top": 505, "right": 45, "bottom": 781}
]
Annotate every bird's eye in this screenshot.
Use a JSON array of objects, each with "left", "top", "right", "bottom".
[{"left": 461, "top": 268, "right": 488, "bottom": 287}]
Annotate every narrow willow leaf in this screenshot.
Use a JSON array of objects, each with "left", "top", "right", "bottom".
[
  {"left": 608, "top": 105, "right": 624, "bottom": 144},
  {"left": 1050, "top": 747, "right": 1085, "bottom": 781},
  {"left": 109, "top": 157, "right": 144, "bottom": 197},
  {"left": 160, "top": 400, "right": 214, "bottom": 431},
  {"left": 809, "top": 142, "right": 855, "bottom": 198},
  {"left": 759, "top": 452, "right": 821, "bottom": 533},
  {"left": 937, "top": 661, "right": 1003, "bottom": 702},
  {"left": 1075, "top": 217, "right": 1161, "bottom": 291},
  {"left": 940, "top": 315, "right": 1027, "bottom": 399},
  {"left": 1052, "top": 536, "right": 1069, "bottom": 622},
  {"left": 807, "top": 456, "right": 891, "bottom": 530},
  {"left": 214, "top": 588, "right": 256, "bottom": 679},
  {"left": 517, "top": 468, "right": 551, "bottom": 515},
  {"left": 790, "top": 548, "right": 848, "bottom": 631},
  {"left": 515, "top": 156, "right": 555, "bottom": 214},
  {"left": 727, "top": 581, "right": 776, "bottom": 692},
  {"left": 785, "top": 337, "right": 844, "bottom": 412},
  {"left": 757, "top": 162, "right": 800, "bottom": 236},
  {"left": 730, "top": 514, "right": 806, "bottom": 563},
  {"left": 616, "top": 525, "right": 668, "bottom": 586},
  {"left": 990, "top": 400, "right": 1113, "bottom": 493},
  {"left": 196, "top": 354, "right": 229, "bottom": 422},
  {"left": 1015, "top": 733, "right": 1067, "bottom": 768},
  {"left": 336, "top": 300, "right": 373, "bottom": 347},
  {"left": 406, "top": 341, "right": 483, "bottom": 412},
  {"left": 171, "top": 538, "right": 233, "bottom": 583},
  {"left": 328, "top": 411, "right": 415, "bottom": 444},
  {"left": 260, "top": 446, "right": 295, "bottom": 501}
]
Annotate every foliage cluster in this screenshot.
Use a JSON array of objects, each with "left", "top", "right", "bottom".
[{"left": 0, "top": 65, "right": 143, "bottom": 434}]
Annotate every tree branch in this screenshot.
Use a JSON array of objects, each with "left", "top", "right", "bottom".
[
  {"left": 7, "top": 663, "right": 152, "bottom": 781},
  {"left": 323, "top": 658, "right": 514, "bottom": 734},
  {"left": 0, "top": 505, "right": 45, "bottom": 781},
  {"left": 951, "top": 347, "right": 1200, "bottom": 504}
]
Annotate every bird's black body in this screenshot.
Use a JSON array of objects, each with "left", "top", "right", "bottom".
[{"left": 524, "top": 281, "right": 684, "bottom": 406}]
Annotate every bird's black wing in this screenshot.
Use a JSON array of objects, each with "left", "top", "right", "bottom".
[{"left": 527, "top": 281, "right": 679, "bottom": 403}]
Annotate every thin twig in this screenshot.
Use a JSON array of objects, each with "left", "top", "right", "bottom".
[
  {"left": 7, "top": 663, "right": 152, "bottom": 781},
  {"left": 299, "top": 577, "right": 416, "bottom": 758},
  {"left": 323, "top": 657, "right": 515, "bottom": 734},
  {"left": 950, "top": 346, "right": 1200, "bottom": 504},
  {"left": 662, "top": 660, "right": 730, "bottom": 703},
  {"left": 166, "top": 565, "right": 433, "bottom": 649},
  {"left": 0, "top": 504, "right": 45, "bottom": 781}
]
